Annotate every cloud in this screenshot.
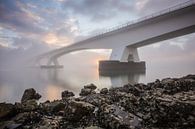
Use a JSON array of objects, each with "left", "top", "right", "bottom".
[
  {"left": 135, "top": 0, "right": 188, "bottom": 16},
  {"left": 61, "top": 0, "right": 135, "bottom": 22},
  {"left": 0, "top": 0, "right": 81, "bottom": 48},
  {"left": 0, "top": 0, "right": 44, "bottom": 34}
]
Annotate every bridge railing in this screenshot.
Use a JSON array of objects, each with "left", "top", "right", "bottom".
[
  {"left": 38, "top": 0, "right": 195, "bottom": 59},
  {"left": 78, "top": 0, "right": 195, "bottom": 43}
]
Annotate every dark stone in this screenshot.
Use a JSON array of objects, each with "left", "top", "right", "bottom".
[
  {"left": 98, "top": 104, "right": 141, "bottom": 129},
  {"left": 36, "top": 116, "right": 63, "bottom": 129},
  {"left": 100, "top": 88, "right": 108, "bottom": 94},
  {"left": 183, "top": 74, "right": 195, "bottom": 80},
  {"left": 64, "top": 100, "right": 95, "bottom": 122},
  {"left": 79, "top": 88, "right": 96, "bottom": 96},
  {"left": 40, "top": 100, "right": 66, "bottom": 114},
  {"left": 21, "top": 88, "right": 41, "bottom": 103},
  {"left": 1, "top": 74, "right": 195, "bottom": 129},
  {"left": 84, "top": 83, "right": 97, "bottom": 90},
  {"left": 21, "top": 99, "right": 39, "bottom": 111},
  {"left": 4, "top": 123, "right": 22, "bottom": 129},
  {"left": 0, "top": 103, "right": 16, "bottom": 120},
  {"left": 61, "top": 90, "right": 75, "bottom": 99},
  {"left": 13, "top": 112, "right": 41, "bottom": 124}
]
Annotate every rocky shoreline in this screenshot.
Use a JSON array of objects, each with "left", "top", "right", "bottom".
[{"left": 0, "top": 75, "right": 195, "bottom": 129}]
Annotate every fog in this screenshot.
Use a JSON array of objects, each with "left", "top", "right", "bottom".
[
  {"left": 0, "top": 32, "right": 195, "bottom": 102},
  {"left": 0, "top": 0, "right": 195, "bottom": 103}
]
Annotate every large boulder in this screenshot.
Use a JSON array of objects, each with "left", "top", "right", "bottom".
[
  {"left": 35, "top": 116, "right": 63, "bottom": 129},
  {"left": 21, "top": 88, "right": 41, "bottom": 103},
  {"left": 100, "top": 88, "right": 108, "bottom": 94},
  {"left": 98, "top": 104, "right": 142, "bottom": 129},
  {"left": 79, "top": 84, "right": 97, "bottom": 96},
  {"left": 0, "top": 103, "right": 16, "bottom": 120},
  {"left": 40, "top": 100, "right": 66, "bottom": 115},
  {"left": 64, "top": 100, "right": 95, "bottom": 122},
  {"left": 84, "top": 83, "right": 97, "bottom": 90},
  {"left": 61, "top": 90, "right": 74, "bottom": 99},
  {"left": 21, "top": 99, "right": 39, "bottom": 111},
  {"left": 13, "top": 111, "right": 41, "bottom": 124}
]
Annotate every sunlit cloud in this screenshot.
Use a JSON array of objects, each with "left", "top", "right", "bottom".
[{"left": 42, "top": 32, "right": 73, "bottom": 47}]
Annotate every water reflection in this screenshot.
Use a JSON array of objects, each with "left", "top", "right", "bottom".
[
  {"left": 47, "top": 69, "right": 71, "bottom": 88},
  {"left": 100, "top": 71, "right": 145, "bottom": 87},
  {"left": 0, "top": 67, "right": 146, "bottom": 103}
]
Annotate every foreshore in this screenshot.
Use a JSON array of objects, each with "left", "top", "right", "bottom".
[{"left": 0, "top": 74, "right": 195, "bottom": 129}]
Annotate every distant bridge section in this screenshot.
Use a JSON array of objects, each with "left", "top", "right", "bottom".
[{"left": 37, "top": 0, "right": 195, "bottom": 66}]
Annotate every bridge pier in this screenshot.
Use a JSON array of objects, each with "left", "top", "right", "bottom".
[
  {"left": 110, "top": 47, "right": 139, "bottom": 62},
  {"left": 99, "top": 46, "right": 145, "bottom": 74},
  {"left": 40, "top": 58, "right": 63, "bottom": 69}
]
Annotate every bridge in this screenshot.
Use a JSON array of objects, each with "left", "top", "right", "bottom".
[{"left": 37, "top": 0, "right": 195, "bottom": 68}]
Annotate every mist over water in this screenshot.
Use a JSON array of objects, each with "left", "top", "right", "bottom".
[
  {"left": 1, "top": 38, "right": 195, "bottom": 103},
  {"left": 0, "top": 33, "right": 195, "bottom": 103}
]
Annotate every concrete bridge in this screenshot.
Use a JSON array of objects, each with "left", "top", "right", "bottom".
[{"left": 37, "top": 0, "right": 195, "bottom": 67}]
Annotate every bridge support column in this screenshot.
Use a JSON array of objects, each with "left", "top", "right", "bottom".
[
  {"left": 100, "top": 47, "right": 145, "bottom": 73},
  {"left": 110, "top": 46, "right": 139, "bottom": 62},
  {"left": 47, "top": 58, "right": 60, "bottom": 66},
  {"left": 40, "top": 58, "right": 63, "bottom": 68}
]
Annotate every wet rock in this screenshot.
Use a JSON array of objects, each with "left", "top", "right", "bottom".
[
  {"left": 0, "top": 121, "right": 21, "bottom": 129},
  {"left": 13, "top": 111, "right": 41, "bottom": 124},
  {"left": 21, "top": 99, "right": 38, "bottom": 111},
  {"left": 61, "top": 90, "right": 75, "bottom": 99},
  {"left": 80, "top": 88, "right": 96, "bottom": 96},
  {"left": 98, "top": 104, "right": 141, "bottom": 129},
  {"left": 64, "top": 100, "right": 95, "bottom": 122},
  {"left": 1, "top": 74, "right": 195, "bottom": 129},
  {"left": 4, "top": 123, "right": 22, "bottom": 129},
  {"left": 36, "top": 116, "right": 63, "bottom": 129},
  {"left": 79, "top": 93, "right": 112, "bottom": 106},
  {"left": 21, "top": 88, "right": 41, "bottom": 103},
  {"left": 183, "top": 74, "right": 195, "bottom": 80},
  {"left": 40, "top": 100, "right": 66, "bottom": 115},
  {"left": 122, "top": 84, "right": 143, "bottom": 96},
  {"left": 0, "top": 103, "right": 16, "bottom": 120},
  {"left": 79, "top": 84, "right": 97, "bottom": 96},
  {"left": 100, "top": 88, "right": 108, "bottom": 94},
  {"left": 84, "top": 83, "right": 97, "bottom": 90}
]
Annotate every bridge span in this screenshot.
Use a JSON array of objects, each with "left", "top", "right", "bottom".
[{"left": 37, "top": 0, "right": 195, "bottom": 67}]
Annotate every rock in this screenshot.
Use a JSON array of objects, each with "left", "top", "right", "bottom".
[
  {"left": 79, "top": 88, "right": 96, "bottom": 96},
  {"left": 84, "top": 83, "right": 97, "bottom": 90},
  {"left": 0, "top": 121, "right": 21, "bottom": 129},
  {"left": 61, "top": 90, "right": 75, "bottom": 99},
  {"left": 13, "top": 111, "right": 41, "bottom": 124},
  {"left": 21, "top": 88, "right": 41, "bottom": 103},
  {"left": 183, "top": 74, "right": 195, "bottom": 80},
  {"left": 64, "top": 100, "right": 95, "bottom": 122},
  {"left": 4, "top": 123, "right": 22, "bottom": 129},
  {"left": 123, "top": 84, "right": 143, "bottom": 96},
  {"left": 0, "top": 103, "right": 16, "bottom": 120},
  {"left": 21, "top": 99, "right": 38, "bottom": 111},
  {"left": 40, "top": 100, "right": 66, "bottom": 114},
  {"left": 1, "top": 75, "right": 195, "bottom": 129},
  {"left": 98, "top": 104, "right": 141, "bottom": 129},
  {"left": 34, "top": 116, "right": 63, "bottom": 129},
  {"left": 100, "top": 88, "right": 108, "bottom": 94}
]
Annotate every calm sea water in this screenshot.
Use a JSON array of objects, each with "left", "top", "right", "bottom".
[{"left": 0, "top": 48, "right": 195, "bottom": 103}]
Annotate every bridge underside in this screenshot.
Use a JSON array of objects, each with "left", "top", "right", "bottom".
[
  {"left": 39, "top": 46, "right": 141, "bottom": 69},
  {"left": 38, "top": 2, "right": 195, "bottom": 70}
]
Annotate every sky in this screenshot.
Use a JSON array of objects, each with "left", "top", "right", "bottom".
[{"left": 0, "top": 0, "right": 195, "bottom": 68}]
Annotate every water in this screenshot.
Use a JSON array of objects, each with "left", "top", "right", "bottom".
[{"left": 0, "top": 47, "right": 195, "bottom": 103}]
